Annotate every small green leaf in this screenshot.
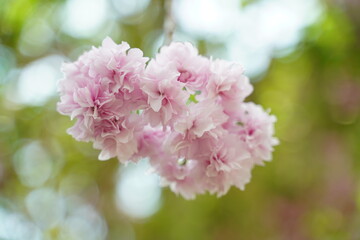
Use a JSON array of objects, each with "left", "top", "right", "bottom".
[
  {"left": 178, "top": 158, "right": 187, "bottom": 166},
  {"left": 236, "top": 121, "right": 244, "bottom": 126},
  {"left": 187, "top": 94, "right": 198, "bottom": 104}
]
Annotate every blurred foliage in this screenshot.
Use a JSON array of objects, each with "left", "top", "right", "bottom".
[{"left": 1, "top": 0, "right": 360, "bottom": 239}]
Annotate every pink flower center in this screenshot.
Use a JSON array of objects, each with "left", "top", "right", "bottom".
[
  {"left": 178, "top": 70, "right": 191, "bottom": 83},
  {"left": 162, "top": 97, "right": 169, "bottom": 106}
]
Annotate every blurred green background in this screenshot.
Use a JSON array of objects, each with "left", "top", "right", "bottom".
[{"left": 1, "top": 0, "right": 360, "bottom": 239}]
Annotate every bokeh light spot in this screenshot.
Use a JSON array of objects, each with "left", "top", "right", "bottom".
[
  {"left": 25, "top": 188, "right": 66, "bottom": 229},
  {"left": 14, "top": 55, "right": 64, "bottom": 106},
  {"left": 116, "top": 159, "right": 162, "bottom": 219},
  {"left": 13, "top": 141, "right": 53, "bottom": 188},
  {"left": 62, "top": 0, "right": 109, "bottom": 38},
  {"left": 111, "top": 0, "right": 150, "bottom": 18},
  {"left": 0, "top": 207, "right": 42, "bottom": 240}
]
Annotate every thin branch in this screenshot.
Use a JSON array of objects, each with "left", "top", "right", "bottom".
[{"left": 163, "top": 0, "right": 175, "bottom": 46}]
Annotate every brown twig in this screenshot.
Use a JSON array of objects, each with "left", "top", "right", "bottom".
[{"left": 163, "top": 0, "right": 175, "bottom": 45}]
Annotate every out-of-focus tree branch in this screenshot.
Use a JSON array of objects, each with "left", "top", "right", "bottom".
[{"left": 163, "top": 0, "right": 175, "bottom": 45}]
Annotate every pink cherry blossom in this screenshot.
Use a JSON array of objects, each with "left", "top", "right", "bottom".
[
  {"left": 133, "top": 126, "right": 169, "bottom": 161},
  {"left": 57, "top": 37, "right": 278, "bottom": 199},
  {"left": 156, "top": 154, "right": 206, "bottom": 200},
  {"left": 206, "top": 59, "right": 253, "bottom": 111},
  {"left": 91, "top": 113, "right": 146, "bottom": 162},
  {"left": 142, "top": 60, "right": 189, "bottom": 127},
  {"left": 174, "top": 100, "right": 228, "bottom": 140},
  {"left": 223, "top": 102, "right": 279, "bottom": 165},
  {"left": 57, "top": 37, "right": 148, "bottom": 161},
  {"left": 201, "top": 135, "right": 253, "bottom": 196},
  {"left": 155, "top": 42, "right": 210, "bottom": 92}
]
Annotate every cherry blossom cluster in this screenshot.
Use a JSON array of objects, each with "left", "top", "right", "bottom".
[{"left": 57, "top": 37, "right": 278, "bottom": 199}]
